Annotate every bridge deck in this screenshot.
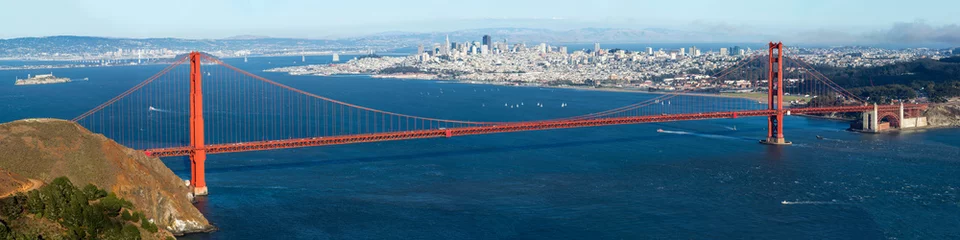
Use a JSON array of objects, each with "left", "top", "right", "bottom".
[{"left": 145, "top": 104, "right": 925, "bottom": 157}]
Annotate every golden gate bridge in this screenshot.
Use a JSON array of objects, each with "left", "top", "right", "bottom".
[{"left": 69, "top": 42, "right": 928, "bottom": 195}]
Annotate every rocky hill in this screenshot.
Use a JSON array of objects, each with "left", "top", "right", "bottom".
[
  {"left": 925, "top": 102, "right": 960, "bottom": 127},
  {"left": 0, "top": 119, "right": 213, "bottom": 235}
]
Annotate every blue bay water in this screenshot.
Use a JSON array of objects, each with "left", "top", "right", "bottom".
[{"left": 1, "top": 55, "right": 959, "bottom": 239}]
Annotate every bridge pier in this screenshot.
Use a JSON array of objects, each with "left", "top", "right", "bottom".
[
  {"left": 860, "top": 104, "right": 881, "bottom": 133},
  {"left": 760, "top": 42, "right": 791, "bottom": 145},
  {"left": 189, "top": 52, "right": 208, "bottom": 196}
]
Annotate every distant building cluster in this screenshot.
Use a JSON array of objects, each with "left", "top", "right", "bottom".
[{"left": 267, "top": 33, "right": 953, "bottom": 97}]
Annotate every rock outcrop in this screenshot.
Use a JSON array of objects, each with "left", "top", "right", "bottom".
[
  {"left": 924, "top": 103, "right": 960, "bottom": 127},
  {"left": 0, "top": 119, "right": 213, "bottom": 235}
]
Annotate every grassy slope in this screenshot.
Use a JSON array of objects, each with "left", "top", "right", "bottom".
[{"left": 0, "top": 118, "right": 212, "bottom": 235}]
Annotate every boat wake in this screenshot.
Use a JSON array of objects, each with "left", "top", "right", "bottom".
[
  {"left": 148, "top": 106, "right": 170, "bottom": 113},
  {"left": 657, "top": 129, "right": 744, "bottom": 141},
  {"left": 781, "top": 200, "right": 840, "bottom": 205}
]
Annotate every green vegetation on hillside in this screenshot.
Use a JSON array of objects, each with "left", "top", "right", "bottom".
[
  {"left": 816, "top": 58, "right": 960, "bottom": 102},
  {"left": 0, "top": 177, "right": 157, "bottom": 240},
  {"left": 706, "top": 57, "right": 960, "bottom": 103},
  {"left": 847, "top": 84, "right": 919, "bottom": 103}
]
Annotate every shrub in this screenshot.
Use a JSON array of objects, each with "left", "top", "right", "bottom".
[
  {"left": 121, "top": 210, "right": 134, "bottom": 221},
  {"left": 97, "top": 195, "right": 125, "bottom": 217},
  {"left": 121, "top": 224, "right": 142, "bottom": 240},
  {"left": 82, "top": 184, "right": 107, "bottom": 200},
  {"left": 0, "top": 194, "right": 25, "bottom": 219}
]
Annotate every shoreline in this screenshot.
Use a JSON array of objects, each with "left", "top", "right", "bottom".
[{"left": 365, "top": 73, "right": 770, "bottom": 102}]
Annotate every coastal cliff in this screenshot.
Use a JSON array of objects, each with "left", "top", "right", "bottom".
[
  {"left": 0, "top": 119, "right": 213, "bottom": 235},
  {"left": 924, "top": 102, "right": 960, "bottom": 127}
]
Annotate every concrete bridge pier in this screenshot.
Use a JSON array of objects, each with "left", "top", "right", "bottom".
[
  {"left": 860, "top": 103, "right": 927, "bottom": 132},
  {"left": 861, "top": 104, "right": 880, "bottom": 132}
]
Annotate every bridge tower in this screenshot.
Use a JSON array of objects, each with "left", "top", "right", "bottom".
[
  {"left": 189, "top": 52, "right": 209, "bottom": 196},
  {"left": 761, "top": 42, "right": 792, "bottom": 145}
]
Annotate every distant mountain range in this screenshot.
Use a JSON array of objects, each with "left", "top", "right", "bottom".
[
  {"left": 0, "top": 27, "right": 760, "bottom": 52},
  {"left": 349, "top": 27, "right": 767, "bottom": 45},
  {"left": 1, "top": 27, "right": 944, "bottom": 60}
]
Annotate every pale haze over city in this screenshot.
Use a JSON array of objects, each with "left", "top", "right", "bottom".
[{"left": 2, "top": 0, "right": 959, "bottom": 45}]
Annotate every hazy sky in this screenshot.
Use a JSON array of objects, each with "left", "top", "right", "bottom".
[{"left": 2, "top": 0, "right": 958, "bottom": 41}]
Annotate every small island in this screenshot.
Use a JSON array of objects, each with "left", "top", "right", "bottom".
[{"left": 14, "top": 73, "right": 72, "bottom": 86}]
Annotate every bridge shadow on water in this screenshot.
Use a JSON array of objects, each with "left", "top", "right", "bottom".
[{"left": 200, "top": 124, "right": 761, "bottom": 174}]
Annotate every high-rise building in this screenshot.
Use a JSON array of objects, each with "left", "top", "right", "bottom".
[
  {"left": 417, "top": 44, "right": 424, "bottom": 54},
  {"left": 719, "top": 48, "right": 729, "bottom": 56},
  {"left": 482, "top": 35, "right": 492, "bottom": 51},
  {"left": 594, "top": 43, "right": 601, "bottom": 55},
  {"left": 443, "top": 35, "right": 451, "bottom": 56},
  {"left": 647, "top": 47, "right": 654, "bottom": 55},
  {"left": 689, "top": 46, "right": 699, "bottom": 56},
  {"left": 559, "top": 46, "right": 568, "bottom": 54},
  {"left": 679, "top": 48, "right": 685, "bottom": 56},
  {"left": 730, "top": 46, "right": 742, "bottom": 56}
]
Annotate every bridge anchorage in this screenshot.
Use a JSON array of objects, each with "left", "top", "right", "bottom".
[{"left": 71, "top": 43, "right": 928, "bottom": 195}]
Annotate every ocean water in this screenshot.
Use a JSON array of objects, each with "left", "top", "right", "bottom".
[{"left": 1, "top": 56, "right": 959, "bottom": 239}]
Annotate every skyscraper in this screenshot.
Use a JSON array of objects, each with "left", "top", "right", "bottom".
[
  {"left": 594, "top": 43, "right": 601, "bottom": 55},
  {"left": 482, "top": 35, "right": 492, "bottom": 51},
  {"left": 647, "top": 47, "right": 654, "bottom": 55},
  {"left": 719, "top": 48, "right": 729, "bottom": 56},
  {"left": 679, "top": 48, "right": 685, "bottom": 56},
  {"left": 417, "top": 44, "right": 424, "bottom": 54},
  {"left": 443, "top": 35, "right": 451, "bottom": 56},
  {"left": 689, "top": 46, "right": 699, "bottom": 56},
  {"left": 731, "top": 46, "right": 742, "bottom": 56}
]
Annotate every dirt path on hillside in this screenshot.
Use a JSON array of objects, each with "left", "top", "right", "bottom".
[{"left": 0, "top": 178, "right": 42, "bottom": 198}]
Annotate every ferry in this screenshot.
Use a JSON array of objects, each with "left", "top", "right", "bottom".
[{"left": 657, "top": 129, "right": 664, "bottom": 133}]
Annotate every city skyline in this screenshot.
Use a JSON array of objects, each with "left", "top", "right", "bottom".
[{"left": 1, "top": 0, "right": 959, "bottom": 46}]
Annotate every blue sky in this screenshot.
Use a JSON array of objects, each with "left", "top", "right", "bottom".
[{"left": 2, "top": 0, "right": 958, "bottom": 41}]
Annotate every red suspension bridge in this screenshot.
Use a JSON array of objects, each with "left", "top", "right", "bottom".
[{"left": 70, "top": 42, "right": 928, "bottom": 195}]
